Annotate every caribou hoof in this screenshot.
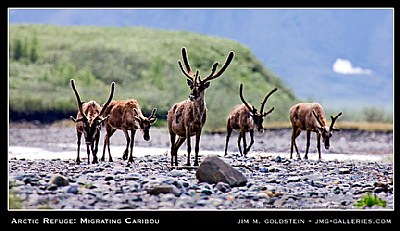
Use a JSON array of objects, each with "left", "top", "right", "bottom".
[
  {"left": 122, "top": 153, "right": 128, "bottom": 160},
  {"left": 193, "top": 162, "right": 199, "bottom": 166}
]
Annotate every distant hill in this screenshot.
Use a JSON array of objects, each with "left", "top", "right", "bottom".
[
  {"left": 9, "top": 24, "right": 297, "bottom": 130},
  {"left": 8, "top": 9, "right": 393, "bottom": 112}
]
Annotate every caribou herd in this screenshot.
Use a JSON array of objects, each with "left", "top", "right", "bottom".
[{"left": 70, "top": 47, "right": 342, "bottom": 166}]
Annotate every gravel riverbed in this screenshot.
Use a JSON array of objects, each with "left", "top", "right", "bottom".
[{"left": 8, "top": 123, "right": 393, "bottom": 210}]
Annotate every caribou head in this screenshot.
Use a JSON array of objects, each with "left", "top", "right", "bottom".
[
  {"left": 312, "top": 111, "right": 342, "bottom": 149},
  {"left": 70, "top": 79, "right": 115, "bottom": 144},
  {"left": 133, "top": 108, "right": 157, "bottom": 141},
  {"left": 178, "top": 47, "right": 235, "bottom": 101},
  {"left": 239, "top": 83, "right": 277, "bottom": 133}
]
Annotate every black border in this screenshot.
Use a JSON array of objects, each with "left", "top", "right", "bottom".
[{"left": 3, "top": 0, "right": 398, "bottom": 227}]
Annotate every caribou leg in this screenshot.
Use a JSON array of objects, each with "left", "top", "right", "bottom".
[
  {"left": 185, "top": 127, "right": 192, "bottom": 166},
  {"left": 91, "top": 132, "right": 99, "bottom": 164},
  {"left": 290, "top": 128, "right": 301, "bottom": 159},
  {"left": 76, "top": 132, "right": 82, "bottom": 165},
  {"left": 174, "top": 137, "right": 186, "bottom": 166},
  {"left": 224, "top": 123, "right": 233, "bottom": 156},
  {"left": 316, "top": 133, "right": 322, "bottom": 160},
  {"left": 304, "top": 130, "right": 311, "bottom": 160},
  {"left": 194, "top": 130, "right": 202, "bottom": 166},
  {"left": 244, "top": 129, "right": 254, "bottom": 155},
  {"left": 237, "top": 132, "right": 244, "bottom": 155},
  {"left": 128, "top": 130, "right": 136, "bottom": 163},
  {"left": 122, "top": 129, "right": 130, "bottom": 161}
]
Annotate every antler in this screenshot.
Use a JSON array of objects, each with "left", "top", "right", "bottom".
[
  {"left": 70, "top": 79, "right": 87, "bottom": 120},
  {"left": 200, "top": 62, "right": 219, "bottom": 82},
  {"left": 202, "top": 51, "right": 235, "bottom": 83},
  {"left": 99, "top": 81, "right": 115, "bottom": 116},
  {"left": 178, "top": 47, "right": 194, "bottom": 80},
  {"left": 263, "top": 107, "right": 275, "bottom": 117},
  {"left": 239, "top": 83, "right": 255, "bottom": 113},
  {"left": 149, "top": 108, "right": 157, "bottom": 118},
  {"left": 260, "top": 87, "right": 278, "bottom": 115},
  {"left": 329, "top": 112, "right": 343, "bottom": 131},
  {"left": 312, "top": 110, "right": 325, "bottom": 128}
]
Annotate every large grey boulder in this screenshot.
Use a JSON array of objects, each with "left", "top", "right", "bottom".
[{"left": 195, "top": 155, "right": 247, "bottom": 187}]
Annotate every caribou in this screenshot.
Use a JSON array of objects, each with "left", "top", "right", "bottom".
[
  {"left": 289, "top": 102, "right": 342, "bottom": 160},
  {"left": 69, "top": 79, "right": 115, "bottom": 164},
  {"left": 168, "top": 47, "right": 235, "bottom": 166},
  {"left": 100, "top": 99, "right": 157, "bottom": 163},
  {"left": 224, "top": 83, "right": 277, "bottom": 156}
]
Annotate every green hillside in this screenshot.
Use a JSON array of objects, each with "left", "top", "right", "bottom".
[{"left": 9, "top": 24, "right": 297, "bottom": 130}]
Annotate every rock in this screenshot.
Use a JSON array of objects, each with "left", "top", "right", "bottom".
[
  {"left": 125, "top": 173, "right": 142, "bottom": 181},
  {"left": 146, "top": 185, "right": 181, "bottom": 196},
  {"left": 67, "top": 184, "right": 79, "bottom": 194},
  {"left": 215, "top": 182, "right": 231, "bottom": 193},
  {"left": 104, "top": 175, "right": 114, "bottom": 181},
  {"left": 23, "top": 177, "right": 32, "bottom": 185},
  {"left": 338, "top": 168, "right": 351, "bottom": 174},
  {"left": 287, "top": 176, "right": 301, "bottom": 182},
  {"left": 47, "top": 184, "right": 58, "bottom": 191},
  {"left": 195, "top": 155, "right": 247, "bottom": 187},
  {"left": 49, "top": 174, "right": 69, "bottom": 187}
]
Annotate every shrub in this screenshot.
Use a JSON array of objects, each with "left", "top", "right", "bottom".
[{"left": 354, "top": 193, "right": 387, "bottom": 208}]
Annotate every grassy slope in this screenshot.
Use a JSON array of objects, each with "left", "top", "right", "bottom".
[{"left": 9, "top": 24, "right": 297, "bottom": 130}]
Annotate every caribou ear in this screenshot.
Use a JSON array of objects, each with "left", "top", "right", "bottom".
[
  {"left": 133, "top": 108, "right": 141, "bottom": 122},
  {"left": 332, "top": 128, "right": 340, "bottom": 132},
  {"left": 149, "top": 117, "right": 157, "bottom": 124},
  {"left": 187, "top": 79, "right": 194, "bottom": 89},
  {"left": 317, "top": 127, "right": 325, "bottom": 134},
  {"left": 70, "top": 116, "right": 77, "bottom": 123},
  {"left": 99, "top": 115, "right": 110, "bottom": 124},
  {"left": 204, "top": 82, "right": 210, "bottom": 89}
]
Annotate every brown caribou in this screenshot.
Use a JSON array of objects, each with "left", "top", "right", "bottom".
[
  {"left": 70, "top": 79, "right": 115, "bottom": 164},
  {"left": 289, "top": 102, "right": 342, "bottom": 160},
  {"left": 224, "top": 83, "right": 277, "bottom": 156},
  {"left": 168, "top": 47, "right": 235, "bottom": 166},
  {"left": 101, "top": 99, "right": 157, "bottom": 163}
]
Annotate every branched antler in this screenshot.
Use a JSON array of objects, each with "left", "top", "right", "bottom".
[
  {"left": 260, "top": 88, "right": 278, "bottom": 115},
  {"left": 330, "top": 112, "right": 343, "bottom": 131}
]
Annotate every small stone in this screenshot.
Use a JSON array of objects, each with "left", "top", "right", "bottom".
[
  {"left": 49, "top": 174, "right": 69, "bottom": 187},
  {"left": 287, "top": 176, "right": 301, "bottom": 182},
  {"left": 215, "top": 182, "right": 231, "bottom": 193},
  {"left": 104, "top": 175, "right": 114, "bottom": 181},
  {"left": 67, "top": 185, "right": 79, "bottom": 194},
  {"left": 146, "top": 185, "right": 181, "bottom": 196},
  {"left": 338, "top": 168, "right": 351, "bottom": 174}
]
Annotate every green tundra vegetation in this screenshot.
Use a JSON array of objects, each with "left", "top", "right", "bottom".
[
  {"left": 9, "top": 24, "right": 392, "bottom": 131},
  {"left": 9, "top": 24, "right": 298, "bottom": 131}
]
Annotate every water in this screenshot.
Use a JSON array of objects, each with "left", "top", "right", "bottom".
[{"left": 8, "top": 145, "right": 391, "bottom": 163}]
